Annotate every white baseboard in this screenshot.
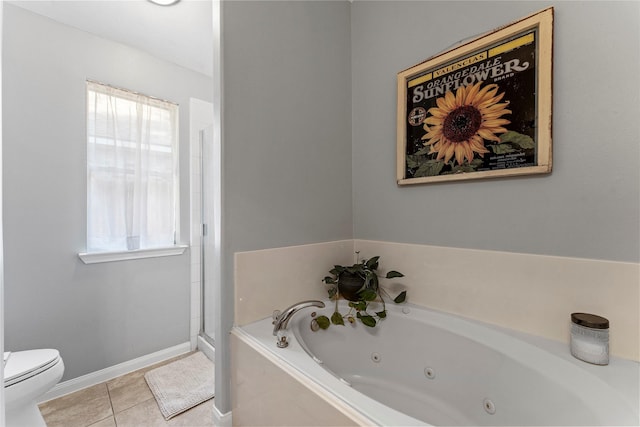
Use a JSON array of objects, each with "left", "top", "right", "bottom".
[
  {"left": 198, "top": 336, "right": 226, "bottom": 424},
  {"left": 197, "top": 335, "right": 215, "bottom": 362},
  {"left": 39, "top": 342, "right": 191, "bottom": 403},
  {"left": 213, "top": 404, "right": 232, "bottom": 427}
]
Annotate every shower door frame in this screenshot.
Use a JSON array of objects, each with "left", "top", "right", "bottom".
[{"left": 189, "top": 98, "right": 216, "bottom": 353}]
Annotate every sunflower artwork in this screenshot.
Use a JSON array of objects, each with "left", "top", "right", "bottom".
[
  {"left": 397, "top": 8, "right": 553, "bottom": 185},
  {"left": 420, "top": 81, "right": 517, "bottom": 172}
]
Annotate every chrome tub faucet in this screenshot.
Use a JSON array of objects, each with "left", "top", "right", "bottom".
[{"left": 272, "top": 300, "right": 325, "bottom": 348}]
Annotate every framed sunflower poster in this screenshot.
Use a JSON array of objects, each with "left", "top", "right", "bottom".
[{"left": 397, "top": 7, "right": 553, "bottom": 185}]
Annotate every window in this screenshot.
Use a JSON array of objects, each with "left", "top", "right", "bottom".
[{"left": 85, "top": 81, "right": 179, "bottom": 254}]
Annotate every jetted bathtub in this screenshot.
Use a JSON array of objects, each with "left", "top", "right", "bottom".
[{"left": 237, "top": 300, "right": 639, "bottom": 426}]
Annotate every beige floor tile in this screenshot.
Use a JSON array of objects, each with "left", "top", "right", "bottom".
[
  {"left": 38, "top": 352, "right": 208, "bottom": 427},
  {"left": 106, "top": 351, "right": 195, "bottom": 414},
  {"left": 38, "top": 383, "right": 113, "bottom": 427},
  {"left": 106, "top": 368, "right": 154, "bottom": 413},
  {"left": 114, "top": 397, "right": 170, "bottom": 427},
  {"left": 88, "top": 416, "right": 117, "bottom": 427}
]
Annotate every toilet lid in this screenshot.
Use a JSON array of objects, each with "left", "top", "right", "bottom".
[{"left": 4, "top": 349, "right": 60, "bottom": 387}]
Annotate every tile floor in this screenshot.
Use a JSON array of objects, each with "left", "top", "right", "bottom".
[{"left": 38, "top": 353, "right": 216, "bottom": 427}]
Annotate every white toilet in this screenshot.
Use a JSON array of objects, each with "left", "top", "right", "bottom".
[{"left": 4, "top": 349, "right": 64, "bottom": 427}]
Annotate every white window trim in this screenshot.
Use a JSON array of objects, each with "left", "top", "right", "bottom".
[{"left": 78, "top": 245, "right": 188, "bottom": 264}]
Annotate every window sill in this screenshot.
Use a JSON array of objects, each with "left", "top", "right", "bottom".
[{"left": 78, "top": 245, "right": 188, "bottom": 264}]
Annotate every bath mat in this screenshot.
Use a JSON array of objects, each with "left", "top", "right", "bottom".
[{"left": 144, "top": 351, "right": 215, "bottom": 420}]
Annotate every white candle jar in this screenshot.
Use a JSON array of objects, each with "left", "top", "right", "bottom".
[{"left": 570, "top": 312, "right": 609, "bottom": 365}]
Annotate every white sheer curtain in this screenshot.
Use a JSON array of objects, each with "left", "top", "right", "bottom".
[{"left": 86, "top": 81, "right": 179, "bottom": 252}]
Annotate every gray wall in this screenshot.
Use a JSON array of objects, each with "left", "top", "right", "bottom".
[
  {"left": 223, "top": 1, "right": 353, "bottom": 252},
  {"left": 220, "top": 0, "right": 353, "bottom": 411},
  {"left": 218, "top": 0, "right": 639, "bottom": 414},
  {"left": 352, "top": 1, "right": 640, "bottom": 263},
  {"left": 2, "top": 5, "right": 212, "bottom": 380}
]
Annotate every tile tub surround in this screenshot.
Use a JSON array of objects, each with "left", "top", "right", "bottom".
[
  {"left": 234, "top": 240, "right": 639, "bottom": 361},
  {"left": 354, "top": 240, "right": 639, "bottom": 362},
  {"left": 234, "top": 240, "right": 354, "bottom": 326}
]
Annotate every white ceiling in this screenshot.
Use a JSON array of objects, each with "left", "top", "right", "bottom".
[{"left": 8, "top": 0, "right": 213, "bottom": 77}]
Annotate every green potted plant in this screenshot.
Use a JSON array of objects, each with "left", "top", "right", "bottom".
[{"left": 316, "top": 255, "right": 406, "bottom": 329}]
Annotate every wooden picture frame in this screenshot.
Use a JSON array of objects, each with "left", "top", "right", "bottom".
[{"left": 397, "top": 7, "right": 553, "bottom": 185}]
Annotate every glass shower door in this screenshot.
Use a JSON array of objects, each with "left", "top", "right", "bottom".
[{"left": 200, "top": 125, "right": 215, "bottom": 345}]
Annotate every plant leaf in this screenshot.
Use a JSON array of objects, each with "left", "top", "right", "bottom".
[
  {"left": 363, "top": 271, "right": 374, "bottom": 288},
  {"left": 359, "top": 314, "right": 377, "bottom": 327},
  {"left": 349, "top": 301, "right": 367, "bottom": 311},
  {"left": 414, "top": 146, "right": 431, "bottom": 156},
  {"left": 406, "top": 154, "right": 423, "bottom": 169},
  {"left": 364, "top": 272, "right": 378, "bottom": 292},
  {"left": 385, "top": 270, "right": 404, "bottom": 279},
  {"left": 414, "top": 159, "right": 444, "bottom": 177},
  {"left": 315, "top": 315, "right": 330, "bottom": 329},
  {"left": 331, "top": 311, "right": 345, "bottom": 326},
  {"left": 376, "top": 310, "right": 387, "bottom": 318},
  {"left": 500, "top": 131, "right": 535, "bottom": 149},
  {"left": 323, "top": 276, "right": 336, "bottom": 284},
  {"left": 346, "top": 265, "right": 363, "bottom": 275},
  {"left": 359, "top": 289, "right": 377, "bottom": 302},
  {"left": 331, "top": 266, "right": 345, "bottom": 275},
  {"left": 365, "top": 256, "right": 380, "bottom": 270},
  {"left": 488, "top": 143, "right": 517, "bottom": 154},
  {"left": 393, "top": 291, "right": 407, "bottom": 303},
  {"left": 327, "top": 287, "right": 337, "bottom": 299}
]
